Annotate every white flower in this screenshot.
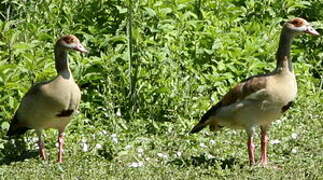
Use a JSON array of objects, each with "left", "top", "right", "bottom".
[
  {"left": 95, "top": 144, "right": 102, "bottom": 149},
  {"left": 210, "top": 140, "right": 216, "bottom": 145},
  {"left": 291, "top": 148, "right": 297, "bottom": 154},
  {"left": 200, "top": 143, "right": 207, "bottom": 148},
  {"left": 111, "top": 134, "right": 118, "bottom": 143},
  {"left": 128, "top": 161, "right": 144, "bottom": 168},
  {"left": 273, "top": 120, "right": 282, "bottom": 125},
  {"left": 271, "top": 139, "right": 281, "bottom": 144},
  {"left": 207, "top": 154, "right": 215, "bottom": 159},
  {"left": 101, "top": 130, "right": 107, "bottom": 135},
  {"left": 125, "top": 145, "right": 132, "bottom": 150},
  {"left": 31, "top": 137, "right": 38, "bottom": 143},
  {"left": 116, "top": 109, "right": 122, "bottom": 117},
  {"left": 137, "top": 148, "right": 144, "bottom": 153},
  {"left": 82, "top": 142, "right": 89, "bottom": 152},
  {"left": 291, "top": 133, "right": 298, "bottom": 139},
  {"left": 176, "top": 151, "right": 182, "bottom": 157},
  {"left": 157, "top": 153, "right": 168, "bottom": 159}
]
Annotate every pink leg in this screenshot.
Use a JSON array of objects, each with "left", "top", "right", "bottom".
[
  {"left": 36, "top": 130, "right": 46, "bottom": 160},
  {"left": 38, "top": 140, "right": 47, "bottom": 160},
  {"left": 247, "top": 136, "right": 256, "bottom": 165},
  {"left": 57, "top": 132, "right": 64, "bottom": 163},
  {"left": 260, "top": 127, "right": 269, "bottom": 165}
]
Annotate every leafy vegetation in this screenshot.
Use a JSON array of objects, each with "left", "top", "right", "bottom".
[{"left": 0, "top": 0, "right": 322, "bottom": 179}]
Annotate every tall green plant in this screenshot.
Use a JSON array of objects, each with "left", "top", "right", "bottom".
[{"left": 127, "top": 0, "right": 135, "bottom": 111}]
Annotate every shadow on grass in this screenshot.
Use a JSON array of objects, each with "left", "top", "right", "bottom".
[
  {"left": 97, "top": 148, "right": 114, "bottom": 161},
  {"left": 169, "top": 153, "right": 244, "bottom": 169},
  {"left": 0, "top": 138, "right": 39, "bottom": 165}
]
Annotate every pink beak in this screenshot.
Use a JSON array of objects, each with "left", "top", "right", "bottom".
[
  {"left": 75, "top": 44, "right": 88, "bottom": 53},
  {"left": 306, "top": 26, "right": 320, "bottom": 36}
]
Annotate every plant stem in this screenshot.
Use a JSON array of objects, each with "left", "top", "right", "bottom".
[{"left": 127, "top": 0, "right": 135, "bottom": 108}]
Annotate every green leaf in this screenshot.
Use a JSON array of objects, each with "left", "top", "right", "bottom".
[
  {"left": 144, "top": 7, "right": 156, "bottom": 17},
  {"left": 1, "top": 121, "right": 10, "bottom": 130},
  {"left": 116, "top": 5, "right": 127, "bottom": 14}
]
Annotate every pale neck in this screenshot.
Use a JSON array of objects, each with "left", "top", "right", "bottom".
[
  {"left": 54, "top": 45, "right": 72, "bottom": 79},
  {"left": 275, "top": 27, "right": 295, "bottom": 72}
]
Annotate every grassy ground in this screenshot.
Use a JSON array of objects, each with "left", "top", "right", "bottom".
[
  {"left": 0, "top": 0, "right": 322, "bottom": 179},
  {"left": 0, "top": 91, "right": 322, "bottom": 179}
]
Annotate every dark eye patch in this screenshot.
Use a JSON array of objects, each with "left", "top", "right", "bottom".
[
  {"left": 62, "top": 36, "right": 75, "bottom": 44},
  {"left": 290, "top": 18, "right": 304, "bottom": 27}
]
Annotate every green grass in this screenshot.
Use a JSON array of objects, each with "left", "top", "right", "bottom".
[
  {"left": 0, "top": 91, "right": 322, "bottom": 179},
  {"left": 0, "top": 0, "right": 323, "bottom": 179}
]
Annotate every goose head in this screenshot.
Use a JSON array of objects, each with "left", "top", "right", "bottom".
[
  {"left": 56, "top": 35, "right": 88, "bottom": 53},
  {"left": 284, "top": 18, "right": 319, "bottom": 36}
]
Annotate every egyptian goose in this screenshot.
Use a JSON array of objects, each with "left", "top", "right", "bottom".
[
  {"left": 190, "top": 18, "right": 319, "bottom": 165},
  {"left": 7, "top": 35, "right": 87, "bottom": 163}
]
